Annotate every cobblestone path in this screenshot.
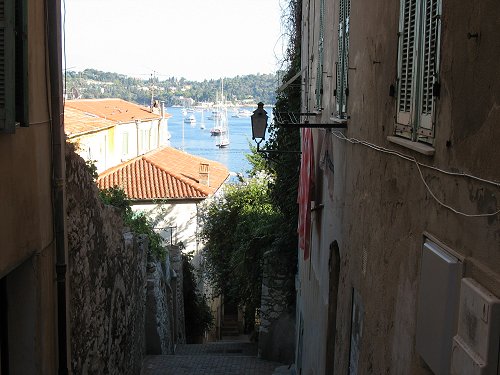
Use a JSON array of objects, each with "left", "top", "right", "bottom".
[{"left": 141, "top": 341, "right": 284, "bottom": 375}]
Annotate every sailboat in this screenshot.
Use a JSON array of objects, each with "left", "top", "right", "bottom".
[
  {"left": 216, "top": 112, "right": 229, "bottom": 148},
  {"left": 200, "top": 110, "right": 206, "bottom": 130},
  {"left": 213, "top": 79, "right": 229, "bottom": 148}
]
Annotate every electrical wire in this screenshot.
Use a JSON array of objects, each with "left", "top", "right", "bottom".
[{"left": 328, "top": 130, "right": 500, "bottom": 218}]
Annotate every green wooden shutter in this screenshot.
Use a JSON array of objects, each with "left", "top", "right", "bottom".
[
  {"left": 418, "top": 0, "right": 441, "bottom": 136},
  {"left": 15, "top": 0, "right": 28, "bottom": 128},
  {"left": 396, "top": 0, "right": 417, "bottom": 128},
  {"left": 0, "top": 0, "right": 15, "bottom": 133},
  {"left": 316, "top": 0, "right": 325, "bottom": 110},
  {"left": 335, "top": 0, "right": 350, "bottom": 119}
]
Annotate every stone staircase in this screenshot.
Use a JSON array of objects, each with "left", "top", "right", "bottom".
[{"left": 221, "top": 314, "right": 239, "bottom": 337}]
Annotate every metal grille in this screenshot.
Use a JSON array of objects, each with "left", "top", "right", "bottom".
[
  {"left": 398, "top": 0, "right": 416, "bottom": 113},
  {"left": 421, "top": 0, "right": 439, "bottom": 115}
]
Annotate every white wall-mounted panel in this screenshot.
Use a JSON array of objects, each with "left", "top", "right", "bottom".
[
  {"left": 451, "top": 278, "right": 500, "bottom": 375},
  {"left": 416, "top": 239, "right": 462, "bottom": 375}
]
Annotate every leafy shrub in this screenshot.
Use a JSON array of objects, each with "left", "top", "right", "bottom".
[{"left": 99, "top": 186, "right": 166, "bottom": 260}]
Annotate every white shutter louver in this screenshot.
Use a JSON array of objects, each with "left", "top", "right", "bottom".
[
  {"left": 396, "top": 0, "right": 417, "bottom": 127},
  {"left": 316, "top": 0, "right": 325, "bottom": 110},
  {"left": 335, "top": 0, "right": 350, "bottom": 119},
  {"left": 418, "top": 0, "right": 441, "bottom": 134}
]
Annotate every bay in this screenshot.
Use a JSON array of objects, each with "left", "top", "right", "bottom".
[{"left": 165, "top": 106, "right": 269, "bottom": 177}]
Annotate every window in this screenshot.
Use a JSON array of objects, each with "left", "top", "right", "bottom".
[
  {"left": 315, "top": 0, "right": 325, "bottom": 110},
  {"left": 141, "top": 128, "right": 150, "bottom": 153},
  {"left": 0, "top": 0, "right": 28, "bottom": 133},
  {"left": 395, "top": 0, "right": 441, "bottom": 142},
  {"left": 334, "top": 0, "right": 350, "bottom": 120},
  {"left": 122, "top": 132, "right": 129, "bottom": 156}
]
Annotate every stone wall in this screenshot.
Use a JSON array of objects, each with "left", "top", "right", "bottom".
[
  {"left": 258, "top": 252, "right": 295, "bottom": 364},
  {"left": 66, "top": 146, "right": 147, "bottom": 375},
  {"left": 145, "top": 260, "right": 172, "bottom": 354},
  {"left": 169, "top": 245, "right": 186, "bottom": 344},
  {"left": 144, "top": 247, "right": 187, "bottom": 355}
]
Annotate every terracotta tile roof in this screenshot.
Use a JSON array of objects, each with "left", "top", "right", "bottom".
[
  {"left": 97, "top": 147, "right": 230, "bottom": 200},
  {"left": 64, "top": 107, "right": 116, "bottom": 138},
  {"left": 65, "top": 98, "right": 168, "bottom": 123}
]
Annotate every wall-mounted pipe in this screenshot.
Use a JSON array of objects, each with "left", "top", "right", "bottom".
[{"left": 47, "top": 0, "right": 69, "bottom": 373}]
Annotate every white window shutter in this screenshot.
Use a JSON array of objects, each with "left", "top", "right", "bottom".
[
  {"left": 335, "top": 21, "right": 343, "bottom": 115},
  {"left": 396, "top": 0, "right": 417, "bottom": 128},
  {"left": 316, "top": 0, "right": 325, "bottom": 109},
  {"left": 335, "top": 0, "right": 350, "bottom": 119},
  {"left": 342, "top": 4, "right": 350, "bottom": 115},
  {"left": 418, "top": 0, "right": 441, "bottom": 134},
  {"left": 0, "top": 0, "right": 15, "bottom": 133}
]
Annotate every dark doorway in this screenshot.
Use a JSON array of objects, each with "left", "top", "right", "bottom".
[{"left": 325, "top": 241, "right": 341, "bottom": 374}]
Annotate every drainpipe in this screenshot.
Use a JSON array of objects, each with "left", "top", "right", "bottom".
[{"left": 47, "top": 0, "right": 69, "bottom": 374}]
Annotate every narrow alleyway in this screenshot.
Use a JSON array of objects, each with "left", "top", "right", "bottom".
[{"left": 141, "top": 337, "right": 290, "bottom": 375}]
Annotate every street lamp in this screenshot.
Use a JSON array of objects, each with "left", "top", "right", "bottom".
[
  {"left": 250, "top": 102, "right": 348, "bottom": 155},
  {"left": 250, "top": 102, "right": 268, "bottom": 152}
]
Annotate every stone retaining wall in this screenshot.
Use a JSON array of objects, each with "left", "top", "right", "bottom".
[
  {"left": 258, "top": 252, "right": 296, "bottom": 364},
  {"left": 66, "top": 147, "right": 147, "bottom": 375}
]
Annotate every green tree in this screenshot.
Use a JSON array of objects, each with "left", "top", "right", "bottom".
[
  {"left": 201, "top": 0, "right": 303, "bottom": 331},
  {"left": 199, "top": 174, "right": 279, "bottom": 331}
]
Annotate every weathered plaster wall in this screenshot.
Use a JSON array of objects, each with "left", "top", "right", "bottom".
[
  {"left": 298, "top": 0, "right": 500, "bottom": 374},
  {"left": 66, "top": 146, "right": 147, "bottom": 375},
  {"left": 0, "top": 0, "right": 59, "bottom": 371}
]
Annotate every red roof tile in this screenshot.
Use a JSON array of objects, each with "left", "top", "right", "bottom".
[
  {"left": 65, "top": 98, "right": 169, "bottom": 124},
  {"left": 64, "top": 107, "right": 116, "bottom": 138},
  {"left": 97, "top": 147, "right": 230, "bottom": 200}
]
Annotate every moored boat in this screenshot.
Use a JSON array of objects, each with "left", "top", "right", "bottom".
[{"left": 184, "top": 114, "right": 196, "bottom": 124}]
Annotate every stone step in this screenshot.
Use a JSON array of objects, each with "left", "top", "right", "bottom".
[{"left": 221, "top": 327, "right": 240, "bottom": 335}]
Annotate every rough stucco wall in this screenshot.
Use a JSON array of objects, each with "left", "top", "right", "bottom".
[
  {"left": 298, "top": 0, "right": 500, "bottom": 374},
  {"left": 66, "top": 145, "right": 147, "bottom": 375}
]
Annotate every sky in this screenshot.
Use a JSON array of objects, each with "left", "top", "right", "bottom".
[{"left": 63, "top": 0, "right": 286, "bottom": 81}]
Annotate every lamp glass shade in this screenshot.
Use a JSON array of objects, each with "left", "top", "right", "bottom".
[{"left": 251, "top": 105, "right": 268, "bottom": 140}]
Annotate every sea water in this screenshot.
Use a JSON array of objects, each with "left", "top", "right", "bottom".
[{"left": 165, "top": 106, "right": 265, "bottom": 176}]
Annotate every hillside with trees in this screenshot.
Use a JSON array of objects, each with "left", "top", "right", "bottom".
[{"left": 64, "top": 69, "right": 278, "bottom": 106}]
